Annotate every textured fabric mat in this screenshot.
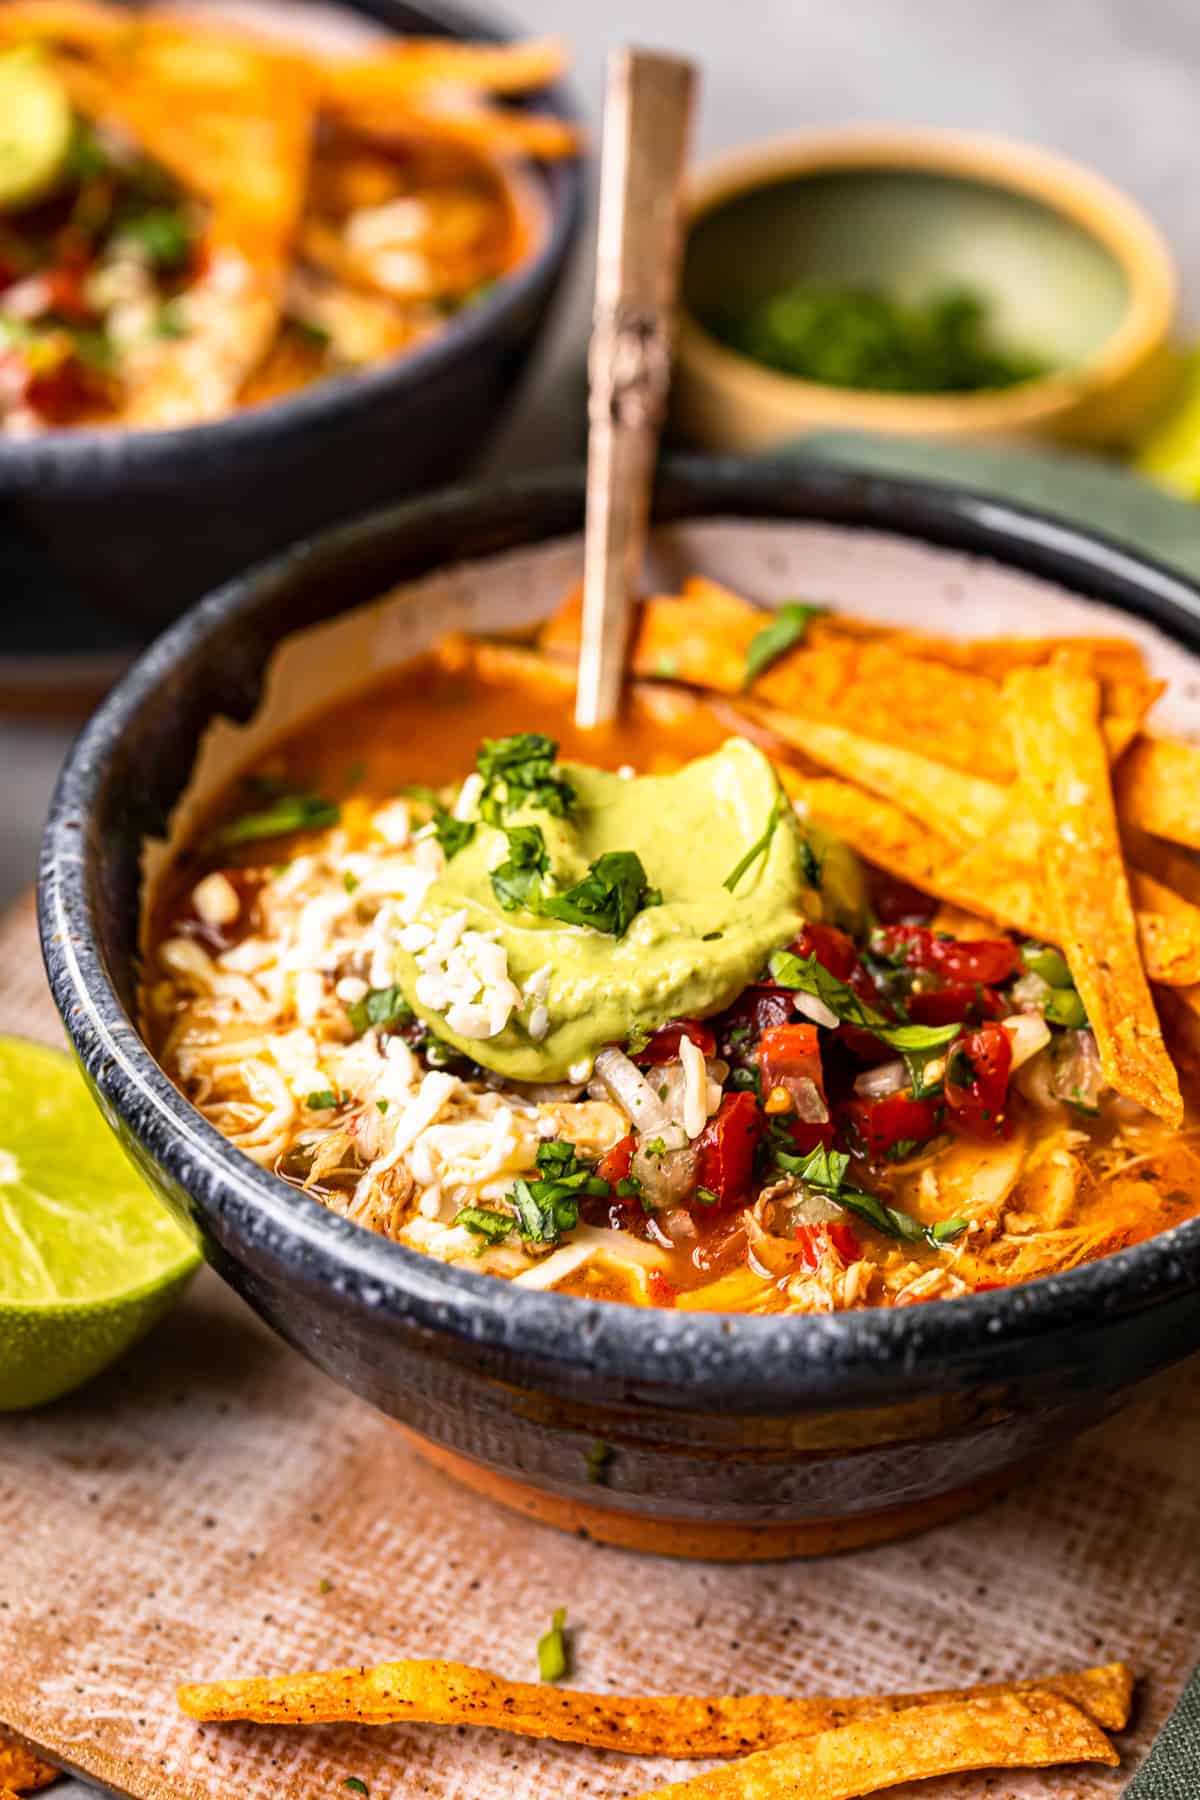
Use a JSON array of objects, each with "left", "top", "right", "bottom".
[{"left": 3, "top": 888, "right": 1198, "bottom": 1798}]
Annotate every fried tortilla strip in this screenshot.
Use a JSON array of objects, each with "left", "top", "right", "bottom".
[
  {"left": 747, "top": 702, "right": 1009, "bottom": 848},
  {"left": 629, "top": 1691, "right": 1116, "bottom": 1800},
  {"left": 1116, "top": 737, "right": 1200, "bottom": 851},
  {"left": 781, "top": 769, "right": 1200, "bottom": 988},
  {"left": 176, "top": 1659, "right": 1131, "bottom": 1750},
  {"left": 0, "top": 1733, "right": 59, "bottom": 1792},
  {"left": 57, "top": 18, "right": 317, "bottom": 427},
  {"left": 321, "top": 36, "right": 567, "bottom": 108},
  {"left": 0, "top": 0, "right": 126, "bottom": 47},
  {"left": 541, "top": 591, "right": 1154, "bottom": 777},
  {"left": 348, "top": 98, "right": 581, "bottom": 160},
  {"left": 1004, "top": 664, "right": 1182, "bottom": 1124}
]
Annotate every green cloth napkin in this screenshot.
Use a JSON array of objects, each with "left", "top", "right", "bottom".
[
  {"left": 788, "top": 428, "right": 1199, "bottom": 1796},
  {"left": 794, "top": 430, "right": 1200, "bottom": 585}
]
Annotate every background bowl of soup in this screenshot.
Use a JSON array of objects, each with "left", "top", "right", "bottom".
[
  {"left": 38, "top": 459, "right": 1200, "bottom": 1558},
  {"left": 673, "top": 128, "right": 1177, "bottom": 455},
  {"left": 0, "top": 0, "right": 583, "bottom": 635}
]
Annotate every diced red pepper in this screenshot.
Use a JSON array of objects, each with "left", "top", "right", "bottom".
[
  {"left": 874, "top": 925, "right": 1018, "bottom": 988},
  {"left": 758, "top": 1022, "right": 826, "bottom": 1108},
  {"left": 944, "top": 1023, "right": 1013, "bottom": 1138},
  {"left": 843, "top": 1091, "right": 941, "bottom": 1161},
  {"left": 827, "top": 1221, "right": 862, "bottom": 1263},
  {"left": 646, "top": 1270, "right": 677, "bottom": 1307},
  {"left": 632, "top": 1018, "right": 717, "bottom": 1066},
  {"left": 794, "top": 1220, "right": 862, "bottom": 1273},
  {"left": 907, "top": 984, "right": 1004, "bottom": 1026},
  {"left": 788, "top": 922, "right": 859, "bottom": 982},
  {"left": 596, "top": 1133, "right": 635, "bottom": 1187},
  {"left": 694, "top": 1091, "right": 763, "bottom": 1210}
]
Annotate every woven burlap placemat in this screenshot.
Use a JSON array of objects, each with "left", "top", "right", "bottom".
[{"left": 3, "top": 889, "right": 1198, "bottom": 1798}]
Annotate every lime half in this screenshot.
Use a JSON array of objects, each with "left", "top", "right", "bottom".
[
  {"left": 0, "top": 1035, "right": 200, "bottom": 1410},
  {"left": 0, "top": 45, "right": 74, "bottom": 212}
]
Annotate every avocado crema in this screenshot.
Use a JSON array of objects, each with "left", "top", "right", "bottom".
[{"left": 390, "top": 737, "right": 865, "bottom": 1081}]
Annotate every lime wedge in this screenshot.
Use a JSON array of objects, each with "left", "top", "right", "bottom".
[
  {"left": 0, "top": 45, "right": 74, "bottom": 212},
  {"left": 0, "top": 1035, "right": 200, "bottom": 1410}
]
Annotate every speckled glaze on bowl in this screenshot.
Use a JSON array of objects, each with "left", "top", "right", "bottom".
[
  {"left": 38, "top": 460, "right": 1200, "bottom": 1558},
  {"left": 0, "top": 0, "right": 583, "bottom": 635}
]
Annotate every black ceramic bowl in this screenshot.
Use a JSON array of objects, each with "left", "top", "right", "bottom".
[
  {"left": 0, "top": 0, "right": 583, "bottom": 636},
  {"left": 39, "top": 460, "right": 1200, "bottom": 1559}
]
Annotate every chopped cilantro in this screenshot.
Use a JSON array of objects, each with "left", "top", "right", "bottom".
[
  {"left": 723, "top": 790, "right": 783, "bottom": 892},
  {"left": 743, "top": 601, "right": 825, "bottom": 688},
  {"left": 376, "top": 1099, "right": 389, "bottom": 1114},
  {"left": 347, "top": 985, "right": 414, "bottom": 1038},
  {"left": 344, "top": 1780, "right": 369, "bottom": 1797},
  {"left": 499, "top": 1143, "right": 611, "bottom": 1245},
  {"left": 615, "top": 1175, "right": 643, "bottom": 1200},
  {"left": 767, "top": 950, "right": 960, "bottom": 1056},
  {"left": 537, "top": 1607, "right": 569, "bottom": 1683},
  {"left": 317, "top": 1577, "right": 333, "bottom": 1594},
  {"left": 217, "top": 778, "right": 339, "bottom": 847},
  {"left": 342, "top": 871, "right": 360, "bottom": 894},
  {"left": 431, "top": 806, "right": 476, "bottom": 859},
  {"left": 306, "top": 1090, "right": 338, "bottom": 1111},
  {"left": 454, "top": 1205, "right": 516, "bottom": 1244},
  {"left": 490, "top": 825, "right": 661, "bottom": 938},
  {"left": 642, "top": 1136, "right": 667, "bottom": 1161},
  {"left": 476, "top": 733, "right": 574, "bottom": 824},
  {"left": 771, "top": 1141, "right": 964, "bottom": 1251},
  {"left": 695, "top": 1186, "right": 720, "bottom": 1207},
  {"left": 800, "top": 838, "right": 823, "bottom": 890},
  {"left": 117, "top": 205, "right": 193, "bottom": 270}
]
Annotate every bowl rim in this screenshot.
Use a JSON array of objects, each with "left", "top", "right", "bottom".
[
  {"left": 677, "top": 124, "right": 1177, "bottom": 434},
  {"left": 38, "top": 456, "right": 1200, "bottom": 1400},
  {"left": 0, "top": 0, "right": 584, "bottom": 471}
]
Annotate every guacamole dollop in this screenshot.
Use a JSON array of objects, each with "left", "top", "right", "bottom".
[{"left": 391, "top": 738, "right": 861, "bottom": 1081}]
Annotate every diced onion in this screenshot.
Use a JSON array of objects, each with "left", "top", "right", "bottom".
[
  {"left": 853, "top": 1057, "right": 908, "bottom": 1099},
  {"left": 793, "top": 991, "right": 840, "bottom": 1030},
  {"left": 791, "top": 1075, "right": 830, "bottom": 1123},
  {"left": 1000, "top": 1011, "right": 1051, "bottom": 1071},
  {"left": 592, "top": 1045, "right": 686, "bottom": 1146}
]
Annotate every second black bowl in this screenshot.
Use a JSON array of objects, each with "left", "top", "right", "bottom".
[{"left": 0, "top": 0, "right": 583, "bottom": 635}]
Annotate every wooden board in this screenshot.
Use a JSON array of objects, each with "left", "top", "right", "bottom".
[{"left": 2, "top": 887, "right": 1199, "bottom": 1797}]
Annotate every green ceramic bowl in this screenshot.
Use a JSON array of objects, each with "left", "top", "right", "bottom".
[{"left": 674, "top": 127, "right": 1177, "bottom": 453}]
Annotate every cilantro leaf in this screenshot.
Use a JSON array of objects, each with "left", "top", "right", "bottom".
[
  {"left": 306, "top": 1089, "right": 338, "bottom": 1110},
  {"left": 476, "top": 734, "right": 574, "bottom": 824},
  {"left": 743, "top": 601, "right": 825, "bottom": 688},
  {"left": 347, "top": 985, "right": 414, "bottom": 1038},
  {"left": 501, "top": 1141, "right": 611, "bottom": 1245},
  {"left": 767, "top": 950, "right": 960, "bottom": 1054},
  {"left": 431, "top": 807, "right": 476, "bottom": 859},
  {"left": 770, "top": 1138, "right": 964, "bottom": 1252},
  {"left": 723, "top": 790, "right": 783, "bottom": 892},
  {"left": 217, "top": 779, "right": 340, "bottom": 846},
  {"left": 490, "top": 827, "right": 661, "bottom": 938},
  {"left": 490, "top": 823, "right": 551, "bottom": 912},
  {"left": 454, "top": 1206, "right": 516, "bottom": 1244}
]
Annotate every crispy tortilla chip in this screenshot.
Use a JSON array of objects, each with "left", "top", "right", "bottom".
[
  {"left": 321, "top": 36, "right": 567, "bottom": 108},
  {"left": 1004, "top": 664, "right": 1182, "bottom": 1124},
  {"left": 627, "top": 1691, "right": 1116, "bottom": 1799},
  {"left": 0, "top": 1734, "right": 59, "bottom": 1792},
  {"left": 176, "top": 1658, "right": 1131, "bottom": 1753},
  {"left": 1117, "top": 737, "right": 1200, "bottom": 851},
  {"left": 1122, "top": 827, "right": 1200, "bottom": 907},
  {"left": 746, "top": 702, "right": 1009, "bottom": 848},
  {"left": 348, "top": 97, "right": 581, "bottom": 160}
]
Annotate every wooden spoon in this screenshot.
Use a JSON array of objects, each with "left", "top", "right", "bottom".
[{"left": 574, "top": 47, "right": 697, "bottom": 730}]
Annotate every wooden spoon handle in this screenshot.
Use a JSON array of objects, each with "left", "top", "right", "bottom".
[{"left": 575, "top": 47, "right": 697, "bottom": 730}]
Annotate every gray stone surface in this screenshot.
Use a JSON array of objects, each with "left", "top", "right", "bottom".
[{"left": 7, "top": 0, "right": 1200, "bottom": 1784}]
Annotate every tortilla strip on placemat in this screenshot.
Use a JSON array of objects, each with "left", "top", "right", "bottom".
[
  {"left": 176, "top": 1657, "right": 1131, "bottom": 1752},
  {"left": 1004, "top": 662, "right": 1182, "bottom": 1124},
  {"left": 0, "top": 1733, "right": 58, "bottom": 1792},
  {"left": 626, "top": 1691, "right": 1116, "bottom": 1800}
]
